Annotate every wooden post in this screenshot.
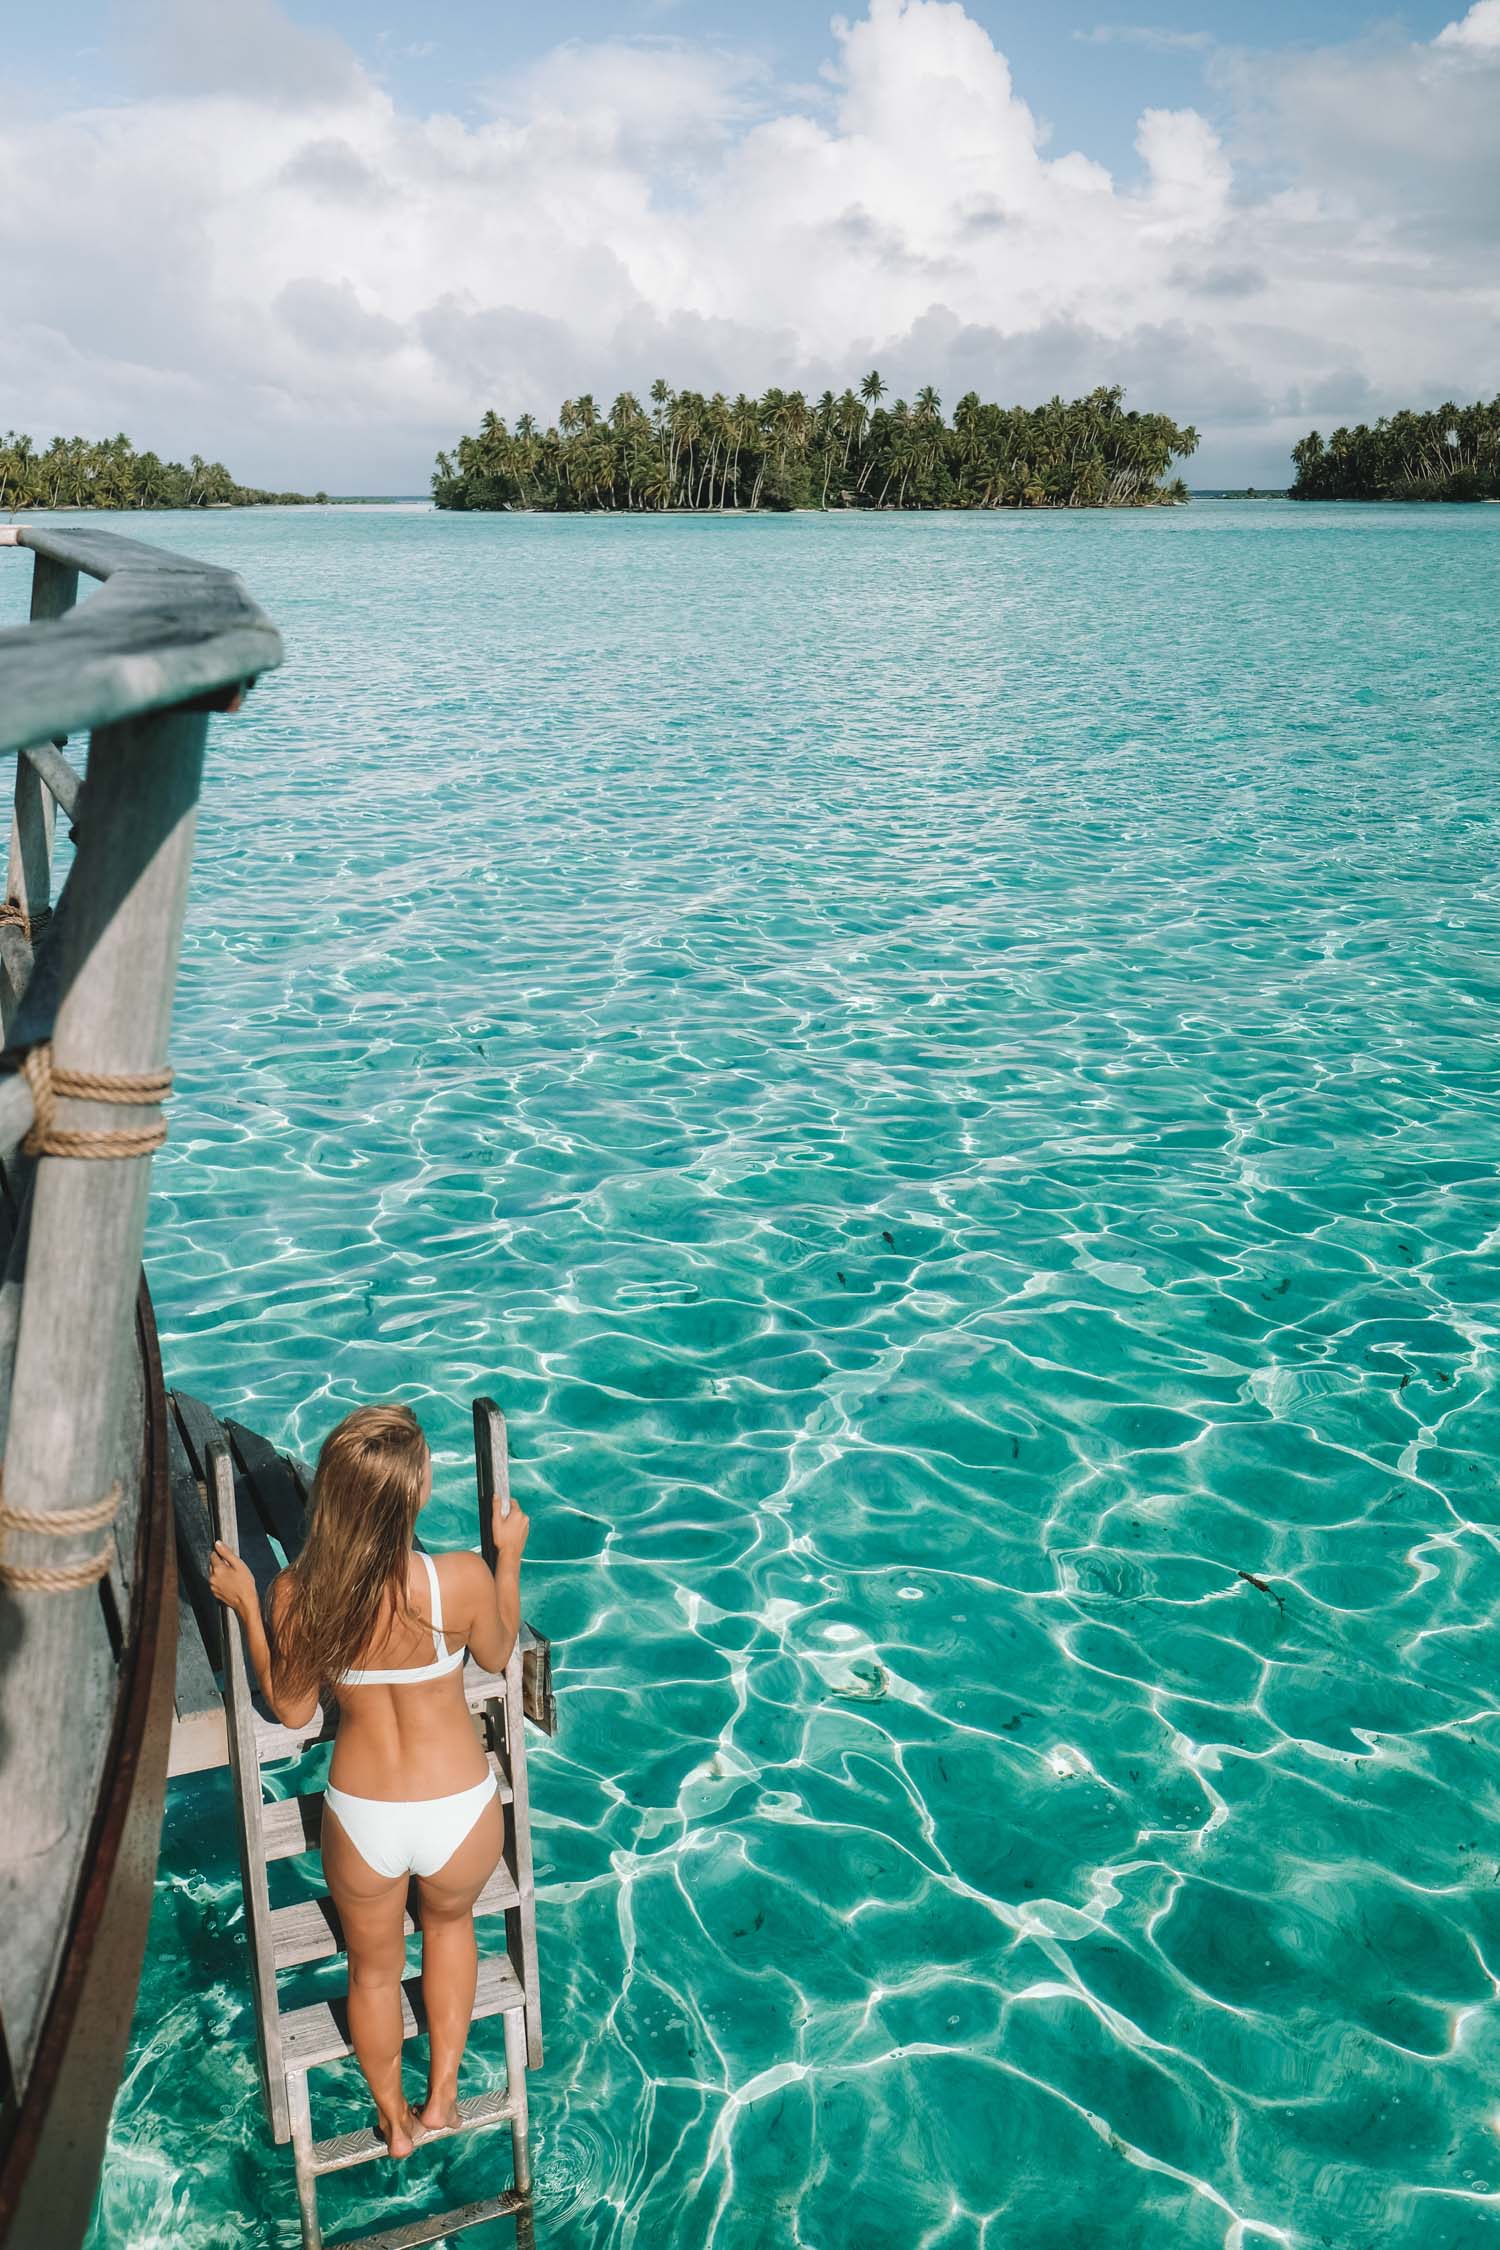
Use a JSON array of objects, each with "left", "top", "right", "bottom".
[
  {"left": 1, "top": 558, "right": 74, "bottom": 1039},
  {"left": 0, "top": 704, "right": 206, "bottom": 2080},
  {"left": 19, "top": 744, "right": 81, "bottom": 823},
  {"left": 206, "top": 1441, "right": 289, "bottom": 2143},
  {"left": 6, "top": 760, "right": 54, "bottom": 945}
]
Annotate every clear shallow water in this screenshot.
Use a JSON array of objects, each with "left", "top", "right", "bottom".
[{"left": 6, "top": 499, "right": 1500, "bottom": 2247}]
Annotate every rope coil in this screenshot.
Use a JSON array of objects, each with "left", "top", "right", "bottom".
[
  {"left": 0, "top": 1481, "right": 121, "bottom": 1592},
  {"left": 21, "top": 1044, "right": 172, "bottom": 1159},
  {"left": 0, "top": 900, "right": 31, "bottom": 940}
]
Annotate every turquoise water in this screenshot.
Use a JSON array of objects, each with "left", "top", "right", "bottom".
[{"left": 6, "top": 499, "right": 1500, "bottom": 2247}]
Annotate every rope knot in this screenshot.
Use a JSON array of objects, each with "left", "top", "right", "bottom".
[{"left": 20, "top": 1044, "right": 173, "bottom": 1159}]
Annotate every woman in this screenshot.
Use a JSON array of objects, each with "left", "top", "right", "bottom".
[{"left": 209, "top": 1404, "right": 529, "bottom": 2157}]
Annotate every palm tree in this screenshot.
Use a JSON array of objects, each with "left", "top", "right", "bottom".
[
  {"left": 831, "top": 391, "right": 856, "bottom": 474},
  {"left": 433, "top": 375, "right": 1205, "bottom": 512}
]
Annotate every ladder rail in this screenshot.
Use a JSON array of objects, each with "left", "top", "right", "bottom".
[
  {"left": 208, "top": 1437, "right": 291, "bottom": 2142},
  {"left": 473, "top": 1399, "right": 543, "bottom": 2068},
  {"left": 497, "top": 1654, "right": 542, "bottom": 2070},
  {"left": 209, "top": 1396, "right": 541, "bottom": 2246}
]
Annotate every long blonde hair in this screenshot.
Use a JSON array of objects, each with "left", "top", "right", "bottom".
[{"left": 278, "top": 1404, "right": 429, "bottom": 1693}]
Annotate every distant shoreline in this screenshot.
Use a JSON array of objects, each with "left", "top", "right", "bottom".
[{"left": 435, "top": 378, "right": 1198, "bottom": 513}]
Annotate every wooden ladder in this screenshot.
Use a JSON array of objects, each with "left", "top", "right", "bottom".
[{"left": 209, "top": 1402, "right": 540, "bottom": 2250}]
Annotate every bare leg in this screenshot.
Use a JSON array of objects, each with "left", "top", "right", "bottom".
[
  {"left": 322, "top": 1807, "right": 420, "bottom": 2157},
  {"left": 415, "top": 1795, "right": 503, "bottom": 2130}
]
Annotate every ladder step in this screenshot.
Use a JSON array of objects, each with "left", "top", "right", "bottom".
[
  {"left": 271, "top": 1863, "right": 520, "bottom": 1970},
  {"left": 310, "top": 2085, "right": 521, "bottom": 2177},
  {"left": 280, "top": 1952, "right": 525, "bottom": 2071},
  {"left": 324, "top": 2188, "right": 526, "bottom": 2250},
  {"left": 262, "top": 1756, "right": 514, "bottom": 1862}
]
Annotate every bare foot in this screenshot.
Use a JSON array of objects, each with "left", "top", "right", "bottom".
[
  {"left": 377, "top": 2102, "right": 422, "bottom": 2159},
  {"left": 417, "top": 2087, "right": 460, "bottom": 2133}
]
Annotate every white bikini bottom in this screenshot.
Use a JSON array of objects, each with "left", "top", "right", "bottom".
[{"left": 323, "top": 1773, "right": 497, "bottom": 1880}]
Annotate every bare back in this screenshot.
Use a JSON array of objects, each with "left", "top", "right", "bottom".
[{"left": 286, "top": 1549, "right": 501, "bottom": 1801}]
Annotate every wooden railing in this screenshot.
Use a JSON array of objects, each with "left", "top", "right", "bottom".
[{"left": 0, "top": 526, "right": 282, "bottom": 2122}]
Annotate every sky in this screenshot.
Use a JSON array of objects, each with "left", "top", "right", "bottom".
[{"left": 4, "top": 0, "right": 1498, "bottom": 491}]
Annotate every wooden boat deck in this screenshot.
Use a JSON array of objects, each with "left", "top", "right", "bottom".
[{"left": 165, "top": 1391, "right": 556, "bottom": 1779}]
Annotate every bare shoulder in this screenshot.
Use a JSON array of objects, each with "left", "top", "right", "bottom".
[
  {"left": 267, "top": 1568, "right": 297, "bottom": 1625},
  {"left": 434, "top": 1548, "right": 493, "bottom": 1616}
]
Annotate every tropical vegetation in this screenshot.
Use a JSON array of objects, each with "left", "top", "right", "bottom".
[
  {"left": 433, "top": 377, "right": 1198, "bottom": 511},
  {"left": 0, "top": 430, "right": 324, "bottom": 512},
  {"left": 1291, "top": 398, "right": 1500, "bottom": 501}
]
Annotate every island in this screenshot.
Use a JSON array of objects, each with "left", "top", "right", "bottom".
[
  {"left": 433, "top": 377, "right": 1199, "bottom": 512},
  {"left": 1291, "top": 398, "right": 1499, "bottom": 501},
  {"left": 0, "top": 431, "right": 325, "bottom": 511}
]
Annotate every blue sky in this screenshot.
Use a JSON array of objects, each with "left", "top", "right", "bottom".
[
  {"left": 5, "top": 0, "right": 1497, "bottom": 489},
  {"left": 17, "top": 3, "right": 1469, "bottom": 173}
]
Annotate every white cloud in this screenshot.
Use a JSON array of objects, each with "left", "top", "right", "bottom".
[
  {"left": 1435, "top": 0, "right": 1500, "bottom": 50},
  {"left": 3, "top": 0, "right": 1497, "bottom": 489}
]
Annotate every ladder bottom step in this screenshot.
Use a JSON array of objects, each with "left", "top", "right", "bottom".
[
  {"left": 325, "top": 2188, "right": 527, "bottom": 2250},
  {"left": 282, "top": 1953, "right": 525, "bottom": 2069},
  {"left": 312, "top": 2086, "right": 521, "bottom": 2176}
]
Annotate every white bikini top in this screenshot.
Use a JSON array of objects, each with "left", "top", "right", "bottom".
[{"left": 336, "top": 1551, "right": 466, "bottom": 1688}]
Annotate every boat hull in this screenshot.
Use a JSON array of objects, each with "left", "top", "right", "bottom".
[{"left": 0, "top": 1282, "right": 175, "bottom": 2250}]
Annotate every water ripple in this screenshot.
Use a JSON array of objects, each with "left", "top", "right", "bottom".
[{"left": 6, "top": 501, "right": 1499, "bottom": 2248}]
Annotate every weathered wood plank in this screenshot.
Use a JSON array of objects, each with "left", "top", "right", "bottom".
[
  {"left": 174, "top": 1596, "right": 220, "bottom": 1720},
  {"left": 2, "top": 859, "right": 72, "bottom": 1069},
  {"left": 19, "top": 744, "right": 81, "bottom": 822},
  {"left": 168, "top": 1389, "right": 225, "bottom": 1480},
  {"left": 172, "top": 1392, "right": 280, "bottom": 1605},
  {"left": 0, "top": 928, "right": 30, "bottom": 1038},
  {"left": 166, "top": 1409, "right": 219, "bottom": 1660},
  {"left": 223, "top": 1416, "right": 306, "bottom": 1563},
  {"left": 167, "top": 1705, "right": 228, "bottom": 1779},
  {"left": 0, "top": 1304, "right": 176, "bottom": 2250},
  {"left": 0, "top": 1073, "right": 33, "bottom": 1163},
  {"left": 2, "top": 556, "right": 67, "bottom": 1038},
  {"left": 207, "top": 1440, "right": 290, "bottom": 2144},
  {"left": 0, "top": 703, "right": 207, "bottom": 2084},
  {"left": 0, "top": 526, "right": 282, "bottom": 760},
  {"left": 25, "top": 554, "right": 78, "bottom": 621},
  {"left": 108, "top": 1297, "right": 149, "bottom": 1623}
]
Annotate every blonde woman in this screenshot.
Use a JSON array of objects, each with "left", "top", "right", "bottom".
[{"left": 209, "top": 1404, "right": 529, "bottom": 2157}]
